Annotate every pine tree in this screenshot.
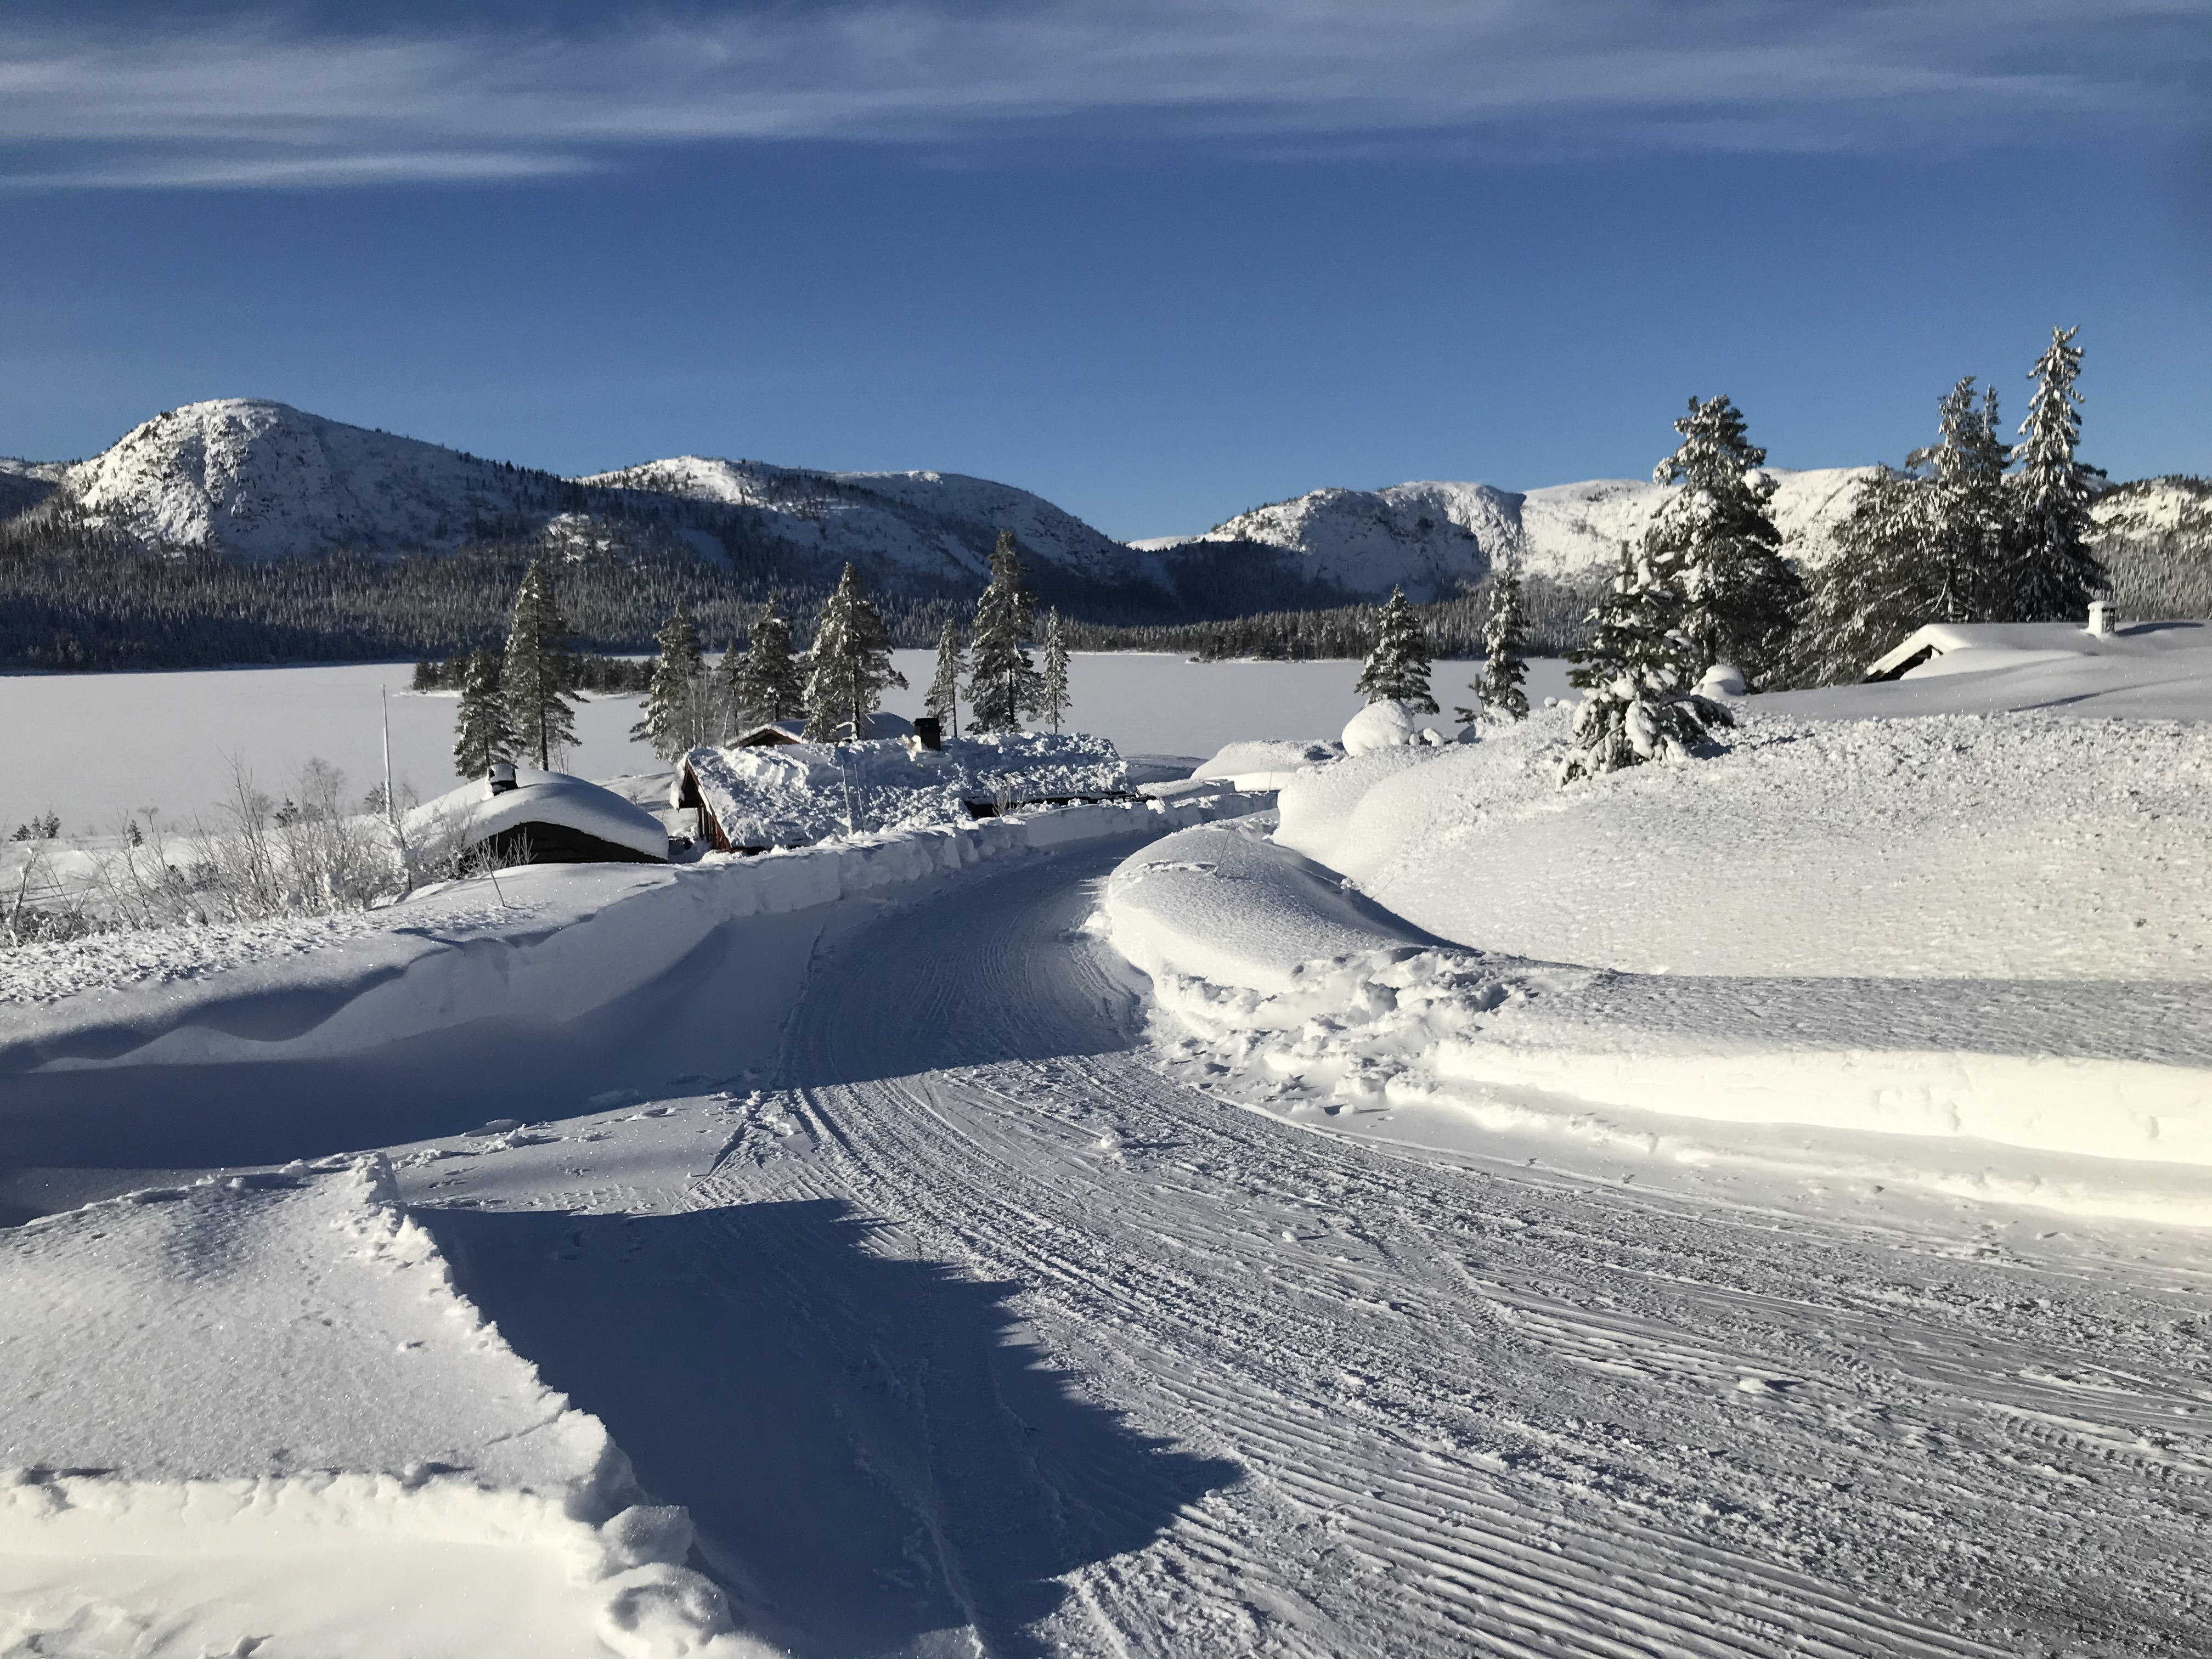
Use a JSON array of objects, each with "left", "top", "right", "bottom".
[
  {"left": 968, "top": 531, "right": 1043, "bottom": 732},
  {"left": 925, "top": 621, "right": 965, "bottom": 738},
  {"left": 502, "top": 559, "right": 581, "bottom": 770},
  {"left": 1457, "top": 564, "right": 1529, "bottom": 722},
  {"left": 1039, "top": 608, "right": 1073, "bottom": 733},
  {"left": 2005, "top": 325, "right": 2106, "bottom": 620},
  {"left": 452, "top": 647, "right": 516, "bottom": 779},
  {"left": 802, "top": 563, "right": 907, "bottom": 742},
  {"left": 1909, "top": 376, "right": 2012, "bottom": 624},
  {"left": 1353, "top": 586, "right": 1436, "bottom": 712},
  {"left": 630, "top": 602, "right": 711, "bottom": 761},
  {"left": 728, "top": 598, "right": 806, "bottom": 730},
  {"left": 1560, "top": 545, "right": 1733, "bottom": 783},
  {"left": 1646, "top": 395, "right": 1799, "bottom": 688}
]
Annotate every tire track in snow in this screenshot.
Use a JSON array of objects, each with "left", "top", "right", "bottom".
[{"left": 691, "top": 848, "right": 2210, "bottom": 1657}]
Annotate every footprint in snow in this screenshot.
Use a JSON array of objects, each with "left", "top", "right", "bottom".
[{"left": 1735, "top": 1375, "right": 1805, "bottom": 1396}]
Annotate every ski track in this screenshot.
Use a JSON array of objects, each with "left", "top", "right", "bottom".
[{"left": 622, "top": 848, "right": 2212, "bottom": 1659}]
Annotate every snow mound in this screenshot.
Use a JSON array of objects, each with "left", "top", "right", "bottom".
[
  {"left": 1780, "top": 619, "right": 2212, "bottom": 723},
  {"left": 684, "top": 731, "right": 1127, "bottom": 850},
  {"left": 1340, "top": 699, "right": 1425, "bottom": 755},
  {"left": 0, "top": 1158, "right": 765, "bottom": 1657},
  {"left": 1099, "top": 823, "right": 2212, "bottom": 1218},
  {"left": 1188, "top": 737, "right": 1341, "bottom": 791},
  {"left": 1278, "top": 708, "right": 2212, "bottom": 982}
]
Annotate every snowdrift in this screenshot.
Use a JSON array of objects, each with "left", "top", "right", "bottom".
[
  {"left": 681, "top": 731, "right": 1127, "bottom": 851},
  {"left": 1, "top": 791, "right": 1269, "bottom": 1074},
  {"left": 1100, "top": 696, "right": 2212, "bottom": 1220},
  {"left": 0, "top": 1158, "right": 765, "bottom": 1658}
]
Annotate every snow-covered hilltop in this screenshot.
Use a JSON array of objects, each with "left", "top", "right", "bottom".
[
  {"left": 579, "top": 454, "right": 1140, "bottom": 589},
  {"left": 61, "top": 400, "right": 563, "bottom": 561},
  {"left": 1144, "top": 468, "right": 1876, "bottom": 597}
]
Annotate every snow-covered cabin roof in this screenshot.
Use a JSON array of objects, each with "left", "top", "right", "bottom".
[
  {"left": 733, "top": 711, "right": 916, "bottom": 746},
  {"left": 404, "top": 769, "right": 670, "bottom": 861},
  {"left": 1866, "top": 619, "right": 2212, "bottom": 682},
  {"left": 682, "top": 731, "right": 1126, "bottom": 850}
]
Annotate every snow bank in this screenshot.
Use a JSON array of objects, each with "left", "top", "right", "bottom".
[
  {"left": 682, "top": 731, "right": 1127, "bottom": 850},
  {"left": 0, "top": 1158, "right": 765, "bottom": 1657},
  {"left": 1101, "top": 809, "right": 2212, "bottom": 1218},
  {"left": 1186, "top": 737, "right": 1342, "bottom": 792},
  {"left": 1277, "top": 707, "right": 2212, "bottom": 981},
  {"left": 1, "top": 791, "right": 1271, "bottom": 1073}
]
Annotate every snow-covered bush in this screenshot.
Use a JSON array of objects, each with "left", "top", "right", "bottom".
[{"left": 1342, "top": 699, "right": 1421, "bottom": 756}]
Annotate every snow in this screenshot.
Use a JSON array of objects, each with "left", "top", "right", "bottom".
[
  {"left": 1339, "top": 697, "right": 1430, "bottom": 754},
  {"left": 0, "top": 654, "right": 1575, "bottom": 834},
  {"left": 407, "top": 768, "right": 672, "bottom": 861},
  {"left": 1187, "top": 736, "right": 1342, "bottom": 791},
  {"left": 1168, "top": 467, "right": 1881, "bottom": 593},
  {"left": 575, "top": 455, "right": 1141, "bottom": 587},
  {"left": 0, "top": 1156, "right": 759, "bottom": 1659}
]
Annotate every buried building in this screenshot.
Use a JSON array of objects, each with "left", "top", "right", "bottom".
[
  {"left": 407, "top": 762, "right": 672, "bottom": 866},
  {"left": 675, "top": 730, "right": 1129, "bottom": 853}
]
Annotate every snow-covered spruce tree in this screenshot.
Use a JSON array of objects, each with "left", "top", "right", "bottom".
[
  {"left": 802, "top": 563, "right": 907, "bottom": 742},
  {"left": 925, "top": 621, "right": 965, "bottom": 738},
  {"left": 1353, "top": 586, "right": 1437, "bottom": 713},
  {"left": 1782, "top": 465, "right": 1930, "bottom": 686},
  {"left": 1457, "top": 564, "right": 1530, "bottom": 723},
  {"left": 1785, "top": 376, "right": 2012, "bottom": 686},
  {"left": 2005, "top": 325, "right": 2106, "bottom": 621},
  {"left": 502, "top": 559, "right": 582, "bottom": 770},
  {"left": 728, "top": 597, "right": 805, "bottom": 730},
  {"left": 1039, "top": 608, "right": 1073, "bottom": 733},
  {"left": 1646, "top": 395, "right": 1799, "bottom": 689},
  {"left": 967, "top": 531, "right": 1043, "bottom": 732},
  {"left": 451, "top": 648, "right": 515, "bottom": 779},
  {"left": 1560, "top": 544, "right": 1733, "bottom": 784},
  {"left": 630, "top": 602, "right": 712, "bottom": 762}
]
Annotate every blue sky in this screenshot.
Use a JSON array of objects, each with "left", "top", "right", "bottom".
[{"left": 2, "top": 2, "right": 2207, "bottom": 540}]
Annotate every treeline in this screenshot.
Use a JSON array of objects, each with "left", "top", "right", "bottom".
[{"left": 1059, "top": 572, "right": 1602, "bottom": 661}]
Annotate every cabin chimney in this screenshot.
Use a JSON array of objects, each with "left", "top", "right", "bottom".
[
  {"left": 2087, "top": 599, "right": 2117, "bottom": 637},
  {"left": 913, "top": 716, "right": 943, "bottom": 751},
  {"left": 487, "top": 760, "right": 518, "bottom": 794}
]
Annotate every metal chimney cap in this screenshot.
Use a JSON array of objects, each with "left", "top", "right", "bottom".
[{"left": 487, "top": 760, "right": 518, "bottom": 793}]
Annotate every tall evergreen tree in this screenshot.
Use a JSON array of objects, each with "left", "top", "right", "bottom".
[
  {"left": 2006, "top": 325, "right": 2106, "bottom": 620},
  {"left": 925, "top": 621, "right": 965, "bottom": 738},
  {"left": 501, "top": 558, "right": 581, "bottom": 770},
  {"left": 1353, "top": 586, "right": 1437, "bottom": 712},
  {"left": 1646, "top": 395, "right": 1799, "bottom": 687},
  {"left": 968, "top": 531, "right": 1043, "bottom": 732},
  {"left": 452, "top": 647, "right": 516, "bottom": 779},
  {"left": 1458, "top": 564, "right": 1530, "bottom": 722},
  {"left": 1909, "top": 375, "right": 2013, "bottom": 624},
  {"left": 1782, "top": 465, "right": 1930, "bottom": 687},
  {"left": 728, "top": 597, "right": 805, "bottom": 729},
  {"left": 802, "top": 563, "right": 907, "bottom": 741},
  {"left": 1560, "top": 545, "right": 1733, "bottom": 783},
  {"left": 1039, "top": 608, "right": 1073, "bottom": 733},
  {"left": 630, "top": 601, "right": 712, "bottom": 761}
]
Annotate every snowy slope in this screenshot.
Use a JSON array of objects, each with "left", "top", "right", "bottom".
[
  {"left": 581, "top": 455, "right": 1139, "bottom": 588},
  {"left": 61, "top": 399, "right": 571, "bottom": 561},
  {"left": 1166, "top": 467, "right": 1878, "bottom": 596},
  {"left": 0, "top": 456, "right": 63, "bottom": 517}
]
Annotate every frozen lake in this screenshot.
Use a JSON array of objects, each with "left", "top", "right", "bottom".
[{"left": 0, "top": 652, "right": 1573, "bottom": 831}]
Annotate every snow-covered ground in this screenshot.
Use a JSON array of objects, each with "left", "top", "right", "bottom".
[
  {"left": 0, "top": 653, "right": 1573, "bottom": 833},
  {"left": 5, "top": 622, "right": 2210, "bottom": 1656}
]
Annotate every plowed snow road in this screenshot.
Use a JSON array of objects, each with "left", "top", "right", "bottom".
[{"left": 428, "top": 847, "right": 2212, "bottom": 1658}]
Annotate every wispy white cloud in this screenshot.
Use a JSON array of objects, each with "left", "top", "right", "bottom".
[{"left": 1, "top": 1, "right": 2205, "bottom": 188}]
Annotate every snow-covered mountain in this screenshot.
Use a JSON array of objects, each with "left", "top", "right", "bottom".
[
  {"left": 59, "top": 400, "right": 561, "bottom": 561},
  {"left": 578, "top": 454, "right": 1139, "bottom": 589},
  {"left": 1140, "top": 468, "right": 1878, "bottom": 599},
  {"left": 31, "top": 400, "right": 1143, "bottom": 595},
  {"left": 0, "top": 456, "right": 66, "bottom": 518}
]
